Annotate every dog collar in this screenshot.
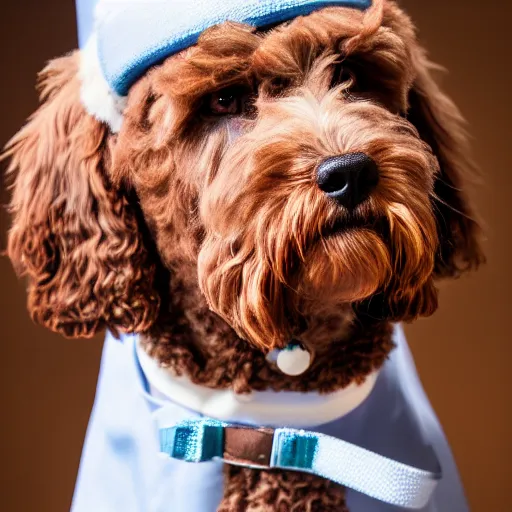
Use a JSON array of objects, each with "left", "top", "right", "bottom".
[
  {"left": 159, "top": 418, "right": 441, "bottom": 509},
  {"left": 80, "top": 0, "right": 372, "bottom": 132},
  {"left": 136, "top": 337, "right": 379, "bottom": 428}
]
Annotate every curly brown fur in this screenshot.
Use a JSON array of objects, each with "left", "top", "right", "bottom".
[
  {"left": 5, "top": 0, "right": 483, "bottom": 354},
  {"left": 4, "top": 1, "right": 484, "bottom": 510},
  {"left": 3, "top": 54, "right": 160, "bottom": 337},
  {"left": 144, "top": 264, "right": 394, "bottom": 393},
  {"left": 109, "top": 0, "right": 483, "bottom": 358},
  {"left": 219, "top": 466, "right": 348, "bottom": 512}
]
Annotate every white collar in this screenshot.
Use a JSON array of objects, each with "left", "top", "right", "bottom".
[{"left": 136, "top": 338, "right": 380, "bottom": 428}]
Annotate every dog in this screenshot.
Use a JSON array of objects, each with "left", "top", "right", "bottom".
[{"left": 4, "top": 0, "right": 483, "bottom": 510}]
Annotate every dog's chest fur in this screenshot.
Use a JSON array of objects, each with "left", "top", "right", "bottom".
[{"left": 142, "top": 262, "right": 394, "bottom": 395}]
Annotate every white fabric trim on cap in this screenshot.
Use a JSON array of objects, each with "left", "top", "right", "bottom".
[
  {"left": 136, "top": 337, "right": 380, "bottom": 429},
  {"left": 79, "top": 34, "right": 126, "bottom": 133}
]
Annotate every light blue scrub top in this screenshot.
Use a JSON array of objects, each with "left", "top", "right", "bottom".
[
  {"left": 71, "top": 328, "right": 469, "bottom": 512},
  {"left": 72, "top": 3, "right": 469, "bottom": 510}
]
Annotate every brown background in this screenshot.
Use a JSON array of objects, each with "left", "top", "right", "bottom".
[{"left": 0, "top": 1, "right": 510, "bottom": 511}]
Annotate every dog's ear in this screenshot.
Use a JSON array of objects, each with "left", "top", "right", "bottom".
[
  {"left": 407, "top": 48, "right": 485, "bottom": 278},
  {"left": 4, "top": 52, "right": 160, "bottom": 338}
]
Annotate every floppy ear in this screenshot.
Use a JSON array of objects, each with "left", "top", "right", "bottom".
[
  {"left": 4, "top": 52, "right": 160, "bottom": 338},
  {"left": 407, "top": 48, "right": 485, "bottom": 278}
]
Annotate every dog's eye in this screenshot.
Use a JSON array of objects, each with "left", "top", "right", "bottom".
[{"left": 207, "top": 86, "right": 248, "bottom": 116}]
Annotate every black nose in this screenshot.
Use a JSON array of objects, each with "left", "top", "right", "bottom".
[{"left": 316, "top": 153, "right": 379, "bottom": 209}]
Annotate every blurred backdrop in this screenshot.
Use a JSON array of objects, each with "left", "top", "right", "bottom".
[{"left": 0, "top": 1, "right": 510, "bottom": 511}]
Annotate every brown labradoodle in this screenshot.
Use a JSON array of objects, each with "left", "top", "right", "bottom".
[{"left": 4, "top": 0, "right": 483, "bottom": 510}]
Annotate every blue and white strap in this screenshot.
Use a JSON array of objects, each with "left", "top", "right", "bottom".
[{"left": 160, "top": 419, "right": 441, "bottom": 510}]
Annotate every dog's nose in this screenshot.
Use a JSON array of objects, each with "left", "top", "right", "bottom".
[{"left": 316, "top": 153, "right": 379, "bottom": 209}]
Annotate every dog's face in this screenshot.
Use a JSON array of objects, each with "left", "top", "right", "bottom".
[{"left": 5, "top": 1, "right": 483, "bottom": 351}]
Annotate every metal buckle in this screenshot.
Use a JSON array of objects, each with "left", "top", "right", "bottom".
[{"left": 223, "top": 425, "right": 275, "bottom": 469}]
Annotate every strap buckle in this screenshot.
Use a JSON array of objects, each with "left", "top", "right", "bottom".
[
  {"left": 223, "top": 425, "right": 275, "bottom": 469},
  {"left": 159, "top": 419, "right": 276, "bottom": 469}
]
